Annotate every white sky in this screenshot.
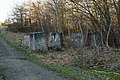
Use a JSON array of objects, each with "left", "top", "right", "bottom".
[
  {"left": 0, "top": 0, "right": 29, "bottom": 22},
  {"left": 0, "top": 0, "right": 46, "bottom": 22}
]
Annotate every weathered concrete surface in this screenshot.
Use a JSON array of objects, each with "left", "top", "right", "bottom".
[
  {"left": 71, "top": 32, "right": 83, "bottom": 48},
  {"left": 0, "top": 37, "right": 68, "bottom": 80},
  {"left": 48, "top": 32, "right": 63, "bottom": 50},
  {"left": 87, "top": 32, "right": 102, "bottom": 47},
  {"left": 22, "top": 35, "right": 30, "bottom": 47},
  {"left": 29, "top": 32, "right": 48, "bottom": 51}
]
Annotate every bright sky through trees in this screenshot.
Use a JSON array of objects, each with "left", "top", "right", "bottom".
[
  {"left": 0, "top": 0, "right": 29, "bottom": 22},
  {"left": 0, "top": 0, "right": 46, "bottom": 22}
]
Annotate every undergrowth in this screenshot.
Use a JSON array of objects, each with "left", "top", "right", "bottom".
[{"left": 0, "top": 31, "right": 120, "bottom": 80}]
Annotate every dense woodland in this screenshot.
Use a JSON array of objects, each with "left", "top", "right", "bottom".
[{"left": 5, "top": 0, "right": 120, "bottom": 48}]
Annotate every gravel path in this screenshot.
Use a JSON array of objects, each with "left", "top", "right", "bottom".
[{"left": 0, "top": 37, "right": 68, "bottom": 80}]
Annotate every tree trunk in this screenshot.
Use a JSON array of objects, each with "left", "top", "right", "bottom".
[
  {"left": 106, "top": 20, "right": 112, "bottom": 48},
  {"left": 78, "top": 18, "right": 84, "bottom": 47}
]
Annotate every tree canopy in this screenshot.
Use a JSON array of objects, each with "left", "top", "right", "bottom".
[{"left": 6, "top": 0, "right": 120, "bottom": 47}]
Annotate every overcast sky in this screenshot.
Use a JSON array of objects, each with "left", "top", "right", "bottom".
[
  {"left": 0, "top": 0, "right": 29, "bottom": 22},
  {"left": 0, "top": 0, "right": 47, "bottom": 22}
]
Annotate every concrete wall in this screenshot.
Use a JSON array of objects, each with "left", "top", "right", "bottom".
[
  {"left": 23, "top": 32, "right": 48, "bottom": 51},
  {"left": 48, "top": 32, "right": 63, "bottom": 50},
  {"left": 23, "top": 35, "right": 30, "bottom": 47},
  {"left": 71, "top": 32, "right": 83, "bottom": 48}
]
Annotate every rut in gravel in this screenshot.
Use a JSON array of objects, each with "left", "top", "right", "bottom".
[{"left": 0, "top": 38, "right": 68, "bottom": 80}]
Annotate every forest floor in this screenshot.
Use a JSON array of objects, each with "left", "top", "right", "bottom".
[{"left": 0, "top": 31, "right": 120, "bottom": 80}]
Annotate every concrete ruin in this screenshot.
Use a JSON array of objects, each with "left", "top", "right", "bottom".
[
  {"left": 87, "top": 32, "right": 102, "bottom": 47},
  {"left": 22, "top": 35, "right": 30, "bottom": 47},
  {"left": 23, "top": 32, "right": 48, "bottom": 51},
  {"left": 71, "top": 32, "right": 83, "bottom": 48},
  {"left": 48, "top": 32, "right": 64, "bottom": 50}
]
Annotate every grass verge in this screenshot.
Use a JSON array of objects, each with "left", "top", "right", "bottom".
[
  {"left": 0, "top": 31, "right": 120, "bottom": 80},
  {"left": 83, "top": 67, "right": 120, "bottom": 80},
  {"left": 0, "top": 66, "right": 5, "bottom": 78}
]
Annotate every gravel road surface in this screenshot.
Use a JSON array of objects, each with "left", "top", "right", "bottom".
[{"left": 0, "top": 37, "right": 68, "bottom": 80}]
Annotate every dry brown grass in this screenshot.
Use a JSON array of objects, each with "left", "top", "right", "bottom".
[
  {"left": 1, "top": 31, "right": 25, "bottom": 44},
  {"left": 43, "top": 49, "right": 75, "bottom": 65},
  {"left": 72, "top": 47, "right": 120, "bottom": 69},
  {"left": 1, "top": 31, "right": 120, "bottom": 70}
]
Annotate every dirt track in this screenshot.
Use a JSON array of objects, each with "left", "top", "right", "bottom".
[{"left": 0, "top": 37, "right": 68, "bottom": 80}]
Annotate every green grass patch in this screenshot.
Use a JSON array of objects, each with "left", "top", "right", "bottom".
[
  {"left": 44, "top": 64, "right": 107, "bottom": 80},
  {"left": 1, "top": 31, "right": 120, "bottom": 80},
  {"left": 0, "top": 66, "right": 5, "bottom": 76},
  {"left": 83, "top": 67, "right": 120, "bottom": 80}
]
